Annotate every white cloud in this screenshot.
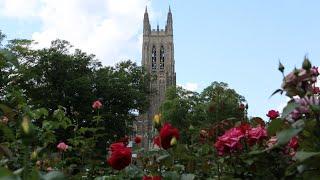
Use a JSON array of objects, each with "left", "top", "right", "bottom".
[
  {"left": 180, "top": 82, "right": 199, "bottom": 92},
  {"left": 0, "top": 0, "right": 39, "bottom": 18},
  {"left": 1, "top": 0, "right": 152, "bottom": 66}
]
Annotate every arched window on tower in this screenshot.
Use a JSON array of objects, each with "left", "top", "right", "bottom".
[
  {"left": 151, "top": 45, "right": 156, "bottom": 70},
  {"left": 160, "top": 45, "right": 165, "bottom": 70}
]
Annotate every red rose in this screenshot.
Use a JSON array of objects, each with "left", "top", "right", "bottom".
[
  {"left": 110, "top": 142, "right": 126, "bottom": 152},
  {"left": 237, "top": 122, "right": 251, "bottom": 134},
  {"left": 247, "top": 126, "right": 267, "bottom": 145},
  {"left": 107, "top": 142, "right": 131, "bottom": 170},
  {"left": 135, "top": 135, "right": 142, "bottom": 144},
  {"left": 266, "top": 110, "right": 280, "bottom": 120},
  {"left": 288, "top": 136, "right": 299, "bottom": 150},
  {"left": 159, "top": 123, "right": 180, "bottom": 149},
  {"left": 92, "top": 100, "right": 102, "bottom": 109}
]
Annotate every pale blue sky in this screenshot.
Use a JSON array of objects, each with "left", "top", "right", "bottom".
[{"left": 1, "top": 0, "right": 320, "bottom": 118}]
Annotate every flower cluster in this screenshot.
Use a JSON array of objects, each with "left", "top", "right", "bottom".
[
  {"left": 107, "top": 142, "right": 132, "bottom": 170},
  {"left": 214, "top": 124, "right": 267, "bottom": 156},
  {"left": 282, "top": 65, "right": 319, "bottom": 97},
  {"left": 154, "top": 123, "right": 180, "bottom": 149},
  {"left": 214, "top": 127, "right": 244, "bottom": 155},
  {"left": 266, "top": 136, "right": 299, "bottom": 156},
  {"left": 290, "top": 95, "right": 320, "bottom": 120}
]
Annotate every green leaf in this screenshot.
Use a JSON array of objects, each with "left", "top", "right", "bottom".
[
  {"left": 0, "top": 125, "right": 15, "bottom": 141},
  {"left": 181, "top": 174, "right": 195, "bottom": 180},
  {"left": 12, "top": 168, "right": 23, "bottom": 175},
  {"left": 276, "top": 127, "right": 302, "bottom": 145},
  {"left": 33, "top": 108, "right": 48, "bottom": 119},
  {"left": 281, "top": 102, "right": 299, "bottom": 118},
  {"left": 162, "top": 171, "right": 179, "bottom": 179},
  {"left": 124, "top": 165, "right": 143, "bottom": 178},
  {"left": 0, "top": 167, "right": 13, "bottom": 177},
  {"left": 267, "top": 118, "right": 285, "bottom": 135},
  {"left": 295, "top": 151, "right": 320, "bottom": 162},
  {"left": 310, "top": 105, "right": 320, "bottom": 113},
  {"left": 42, "top": 171, "right": 65, "bottom": 180},
  {"left": 156, "top": 154, "right": 170, "bottom": 162}
]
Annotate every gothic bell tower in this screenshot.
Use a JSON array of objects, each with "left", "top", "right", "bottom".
[{"left": 139, "top": 7, "right": 176, "bottom": 148}]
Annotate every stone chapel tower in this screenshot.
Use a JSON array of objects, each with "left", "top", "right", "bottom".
[{"left": 138, "top": 7, "right": 176, "bottom": 148}]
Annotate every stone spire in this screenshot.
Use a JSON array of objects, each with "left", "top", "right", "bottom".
[
  {"left": 166, "top": 6, "right": 173, "bottom": 35},
  {"left": 143, "top": 6, "right": 151, "bottom": 35}
]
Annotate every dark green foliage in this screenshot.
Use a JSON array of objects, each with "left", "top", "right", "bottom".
[{"left": 0, "top": 32, "right": 149, "bottom": 178}]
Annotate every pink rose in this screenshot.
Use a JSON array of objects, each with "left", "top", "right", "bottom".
[
  {"left": 266, "top": 136, "right": 278, "bottom": 148},
  {"left": 92, "top": 100, "right": 103, "bottom": 109},
  {"left": 247, "top": 126, "right": 267, "bottom": 145},
  {"left": 266, "top": 110, "right": 280, "bottom": 120},
  {"left": 57, "top": 142, "right": 68, "bottom": 151},
  {"left": 214, "top": 127, "right": 245, "bottom": 156}
]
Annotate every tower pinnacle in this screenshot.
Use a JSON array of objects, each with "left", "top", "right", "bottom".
[
  {"left": 143, "top": 6, "right": 151, "bottom": 35},
  {"left": 166, "top": 6, "right": 173, "bottom": 35}
]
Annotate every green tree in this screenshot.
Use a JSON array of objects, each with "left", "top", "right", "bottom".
[
  {"left": 160, "top": 82, "right": 246, "bottom": 144},
  {"left": 94, "top": 60, "right": 149, "bottom": 143},
  {"left": 201, "top": 81, "right": 246, "bottom": 124},
  {"left": 1, "top": 37, "right": 150, "bottom": 176}
]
